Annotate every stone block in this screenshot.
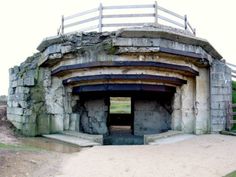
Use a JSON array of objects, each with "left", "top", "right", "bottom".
[
  {"left": 181, "top": 110, "right": 195, "bottom": 134},
  {"left": 112, "top": 38, "right": 133, "bottom": 46},
  {"left": 61, "top": 45, "right": 73, "bottom": 54},
  {"left": 7, "top": 113, "right": 23, "bottom": 122},
  {"left": 23, "top": 77, "right": 35, "bottom": 86},
  {"left": 7, "top": 107, "right": 24, "bottom": 115},
  {"left": 211, "top": 87, "right": 231, "bottom": 95},
  {"left": 131, "top": 38, "right": 153, "bottom": 47},
  {"left": 211, "top": 117, "right": 225, "bottom": 125},
  {"left": 37, "top": 114, "right": 50, "bottom": 134},
  {"left": 211, "top": 124, "right": 225, "bottom": 132},
  {"left": 9, "top": 68, "right": 14, "bottom": 75},
  {"left": 13, "top": 66, "right": 19, "bottom": 74},
  {"left": 19, "top": 101, "right": 28, "bottom": 109},
  {"left": 69, "top": 113, "right": 80, "bottom": 131},
  {"left": 8, "top": 87, "right": 15, "bottom": 95},
  {"left": 50, "top": 114, "right": 64, "bottom": 133},
  {"left": 211, "top": 110, "right": 226, "bottom": 117},
  {"left": 12, "top": 101, "right": 20, "bottom": 108},
  {"left": 22, "top": 123, "right": 36, "bottom": 136},
  {"left": 10, "top": 73, "right": 17, "bottom": 81},
  {"left": 17, "top": 79, "right": 24, "bottom": 86},
  {"left": 63, "top": 114, "right": 70, "bottom": 130},
  {"left": 11, "top": 121, "right": 22, "bottom": 130},
  {"left": 211, "top": 101, "right": 226, "bottom": 110},
  {"left": 24, "top": 114, "right": 37, "bottom": 123},
  {"left": 24, "top": 109, "right": 32, "bottom": 116},
  {"left": 44, "top": 44, "right": 62, "bottom": 56},
  {"left": 11, "top": 81, "right": 18, "bottom": 88},
  {"left": 16, "top": 87, "right": 30, "bottom": 94},
  {"left": 211, "top": 95, "right": 224, "bottom": 102},
  {"left": 171, "top": 109, "right": 182, "bottom": 131}
]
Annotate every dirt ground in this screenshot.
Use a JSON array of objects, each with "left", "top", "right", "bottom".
[
  {"left": 1, "top": 120, "right": 236, "bottom": 177},
  {"left": 57, "top": 134, "right": 236, "bottom": 177},
  {"left": 0, "top": 121, "right": 66, "bottom": 177}
]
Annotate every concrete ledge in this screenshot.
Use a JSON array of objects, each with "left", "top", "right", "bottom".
[
  {"left": 52, "top": 61, "right": 199, "bottom": 77},
  {"left": 144, "top": 130, "right": 183, "bottom": 144},
  {"left": 43, "top": 134, "right": 101, "bottom": 147},
  {"left": 63, "top": 131, "right": 103, "bottom": 144},
  {"left": 63, "top": 74, "right": 187, "bottom": 86},
  {"left": 73, "top": 84, "right": 176, "bottom": 94}
]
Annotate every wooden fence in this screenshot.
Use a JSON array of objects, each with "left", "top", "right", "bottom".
[
  {"left": 226, "top": 103, "right": 236, "bottom": 130},
  {"left": 227, "top": 62, "right": 236, "bottom": 79},
  {"left": 58, "top": 1, "right": 196, "bottom": 35}
]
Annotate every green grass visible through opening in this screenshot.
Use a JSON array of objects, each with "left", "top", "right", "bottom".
[{"left": 110, "top": 97, "right": 131, "bottom": 114}]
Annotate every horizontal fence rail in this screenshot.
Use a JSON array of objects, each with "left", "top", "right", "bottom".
[
  {"left": 58, "top": 1, "right": 196, "bottom": 35},
  {"left": 227, "top": 62, "right": 236, "bottom": 79}
]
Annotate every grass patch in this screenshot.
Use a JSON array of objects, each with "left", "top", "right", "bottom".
[
  {"left": 224, "top": 171, "right": 236, "bottom": 177},
  {"left": 110, "top": 97, "right": 131, "bottom": 114},
  {"left": 0, "top": 143, "right": 42, "bottom": 152}
]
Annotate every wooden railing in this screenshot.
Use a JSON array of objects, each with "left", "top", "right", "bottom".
[
  {"left": 58, "top": 1, "right": 196, "bottom": 35},
  {"left": 227, "top": 62, "right": 236, "bottom": 79},
  {"left": 226, "top": 103, "right": 236, "bottom": 130}
]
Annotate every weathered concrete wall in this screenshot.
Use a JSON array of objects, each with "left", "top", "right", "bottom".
[
  {"left": 134, "top": 99, "right": 172, "bottom": 136},
  {"left": 210, "top": 60, "right": 232, "bottom": 132},
  {"left": 7, "top": 53, "right": 51, "bottom": 136},
  {"left": 80, "top": 98, "right": 109, "bottom": 135}
]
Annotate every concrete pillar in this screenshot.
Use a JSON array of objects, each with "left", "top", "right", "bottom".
[
  {"left": 210, "top": 60, "right": 232, "bottom": 132},
  {"left": 171, "top": 87, "right": 182, "bottom": 131},
  {"left": 181, "top": 78, "right": 195, "bottom": 133},
  {"left": 195, "top": 68, "right": 210, "bottom": 134}
]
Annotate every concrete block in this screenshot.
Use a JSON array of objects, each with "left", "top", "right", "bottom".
[
  {"left": 17, "top": 79, "right": 24, "bottom": 86},
  {"left": 69, "top": 113, "right": 80, "bottom": 131},
  {"left": 23, "top": 77, "right": 35, "bottom": 86},
  {"left": 211, "top": 101, "right": 226, "bottom": 110},
  {"left": 11, "top": 121, "right": 22, "bottom": 130},
  {"left": 22, "top": 123, "right": 36, "bottom": 136},
  {"left": 37, "top": 114, "right": 50, "bottom": 134},
  {"left": 7, "top": 113, "right": 23, "bottom": 122},
  {"left": 63, "top": 114, "right": 70, "bottom": 130},
  {"left": 50, "top": 114, "right": 64, "bottom": 133},
  {"left": 7, "top": 107, "right": 24, "bottom": 115},
  {"left": 11, "top": 81, "right": 18, "bottom": 87},
  {"left": 16, "top": 87, "right": 30, "bottom": 94}
]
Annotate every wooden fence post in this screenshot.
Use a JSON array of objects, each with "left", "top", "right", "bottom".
[
  {"left": 98, "top": 3, "right": 103, "bottom": 32},
  {"left": 61, "top": 15, "right": 64, "bottom": 34},
  {"left": 184, "top": 14, "right": 187, "bottom": 30},
  {"left": 154, "top": 1, "right": 158, "bottom": 24}
]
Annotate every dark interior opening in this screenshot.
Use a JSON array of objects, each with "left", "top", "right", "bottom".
[
  {"left": 108, "top": 97, "right": 133, "bottom": 136},
  {"left": 77, "top": 87, "right": 175, "bottom": 145}
]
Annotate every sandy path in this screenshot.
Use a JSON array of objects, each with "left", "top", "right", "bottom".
[{"left": 58, "top": 134, "right": 236, "bottom": 177}]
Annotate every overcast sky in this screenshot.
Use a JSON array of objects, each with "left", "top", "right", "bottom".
[{"left": 0, "top": 0, "right": 236, "bottom": 95}]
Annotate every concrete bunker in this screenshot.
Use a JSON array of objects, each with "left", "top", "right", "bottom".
[{"left": 7, "top": 4, "right": 232, "bottom": 145}]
